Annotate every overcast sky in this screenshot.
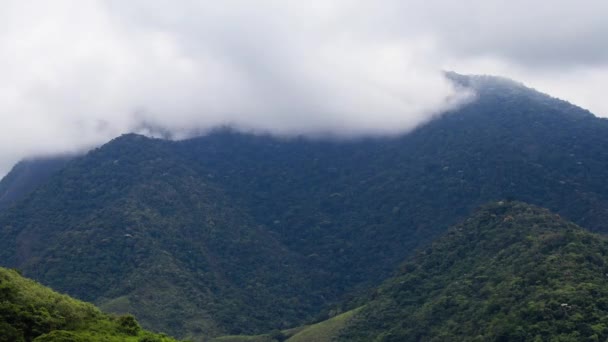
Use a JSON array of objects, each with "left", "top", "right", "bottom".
[{"left": 1, "top": 0, "right": 608, "bottom": 176}]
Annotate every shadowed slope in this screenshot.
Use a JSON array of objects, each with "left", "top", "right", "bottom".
[
  {"left": 0, "top": 135, "right": 318, "bottom": 340},
  {"left": 0, "top": 157, "right": 72, "bottom": 210}
]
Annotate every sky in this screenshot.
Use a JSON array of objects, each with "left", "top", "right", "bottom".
[{"left": 1, "top": 0, "right": 608, "bottom": 176}]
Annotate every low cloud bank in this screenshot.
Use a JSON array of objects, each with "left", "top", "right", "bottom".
[{"left": 1, "top": 1, "right": 607, "bottom": 175}]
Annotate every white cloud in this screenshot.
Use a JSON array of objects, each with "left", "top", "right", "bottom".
[{"left": 1, "top": 0, "right": 608, "bottom": 175}]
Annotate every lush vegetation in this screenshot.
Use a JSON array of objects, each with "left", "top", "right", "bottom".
[
  {"left": 0, "top": 157, "right": 71, "bottom": 211},
  {"left": 0, "top": 136, "right": 319, "bottom": 340},
  {"left": 0, "top": 267, "right": 178, "bottom": 342},
  {"left": 2, "top": 74, "right": 608, "bottom": 339},
  {"left": 338, "top": 202, "right": 608, "bottom": 341}
]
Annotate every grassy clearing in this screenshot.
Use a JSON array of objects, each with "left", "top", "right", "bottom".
[{"left": 285, "top": 308, "right": 361, "bottom": 342}]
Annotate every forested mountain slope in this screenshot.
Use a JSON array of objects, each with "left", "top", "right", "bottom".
[
  {"left": 0, "top": 136, "right": 319, "bottom": 341},
  {"left": 213, "top": 202, "right": 608, "bottom": 341},
  {"left": 337, "top": 202, "right": 608, "bottom": 341},
  {"left": 0, "top": 157, "right": 72, "bottom": 211},
  {"left": 173, "top": 73, "right": 608, "bottom": 293},
  {"left": 1, "top": 74, "right": 608, "bottom": 339}
]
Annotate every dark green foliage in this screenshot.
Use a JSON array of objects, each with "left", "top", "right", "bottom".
[
  {"left": 117, "top": 315, "right": 141, "bottom": 335},
  {"left": 0, "top": 156, "right": 72, "bottom": 211},
  {"left": 0, "top": 136, "right": 318, "bottom": 340},
  {"left": 339, "top": 202, "right": 608, "bottom": 341},
  {"left": 267, "top": 330, "right": 287, "bottom": 342},
  {"left": 0, "top": 321, "right": 24, "bottom": 342},
  {"left": 0, "top": 267, "right": 177, "bottom": 342},
  {"left": 2, "top": 74, "right": 608, "bottom": 339}
]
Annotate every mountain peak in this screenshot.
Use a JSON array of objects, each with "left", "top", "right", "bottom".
[{"left": 445, "top": 71, "right": 595, "bottom": 120}]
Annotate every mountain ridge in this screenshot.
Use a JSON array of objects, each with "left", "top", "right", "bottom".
[{"left": 2, "top": 74, "right": 608, "bottom": 339}]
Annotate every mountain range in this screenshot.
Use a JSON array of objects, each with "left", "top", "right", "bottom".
[
  {"left": 2, "top": 73, "right": 608, "bottom": 340},
  {"left": 5, "top": 201, "right": 608, "bottom": 341}
]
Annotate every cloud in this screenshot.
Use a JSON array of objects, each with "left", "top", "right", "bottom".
[{"left": 1, "top": 0, "right": 608, "bottom": 175}]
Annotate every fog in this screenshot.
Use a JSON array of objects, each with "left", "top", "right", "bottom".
[{"left": 1, "top": 0, "right": 607, "bottom": 175}]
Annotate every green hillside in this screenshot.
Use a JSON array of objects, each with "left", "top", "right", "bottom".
[
  {"left": 0, "top": 267, "right": 177, "bottom": 342},
  {"left": 209, "top": 308, "right": 360, "bottom": 342},
  {"left": 338, "top": 202, "right": 608, "bottom": 341}
]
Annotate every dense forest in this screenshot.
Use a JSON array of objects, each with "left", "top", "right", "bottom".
[
  {"left": 210, "top": 202, "right": 608, "bottom": 341},
  {"left": 1, "top": 74, "right": 608, "bottom": 340},
  {"left": 339, "top": 202, "right": 608, "bottom": 341},
  {"left": 0, "top": 157, "right": 71, "bottom": 210}
]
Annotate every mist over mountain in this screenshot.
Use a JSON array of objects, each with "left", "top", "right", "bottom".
[
  {"left": 2, "top": 74, "right": 608, "bottom": 340},
  {"left": 2, "top": 1, "right": 608, "bottom": 176},
  {"left": 3, "top": 1, "right": 608, "bottom": 341}
]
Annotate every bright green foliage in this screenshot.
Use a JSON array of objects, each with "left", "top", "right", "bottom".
[
  {"left": 0, "top": 267, "right": 178, "bottom": 342},
  {"left": 339, "top": 202, "right": 608, "bottom": 341}
]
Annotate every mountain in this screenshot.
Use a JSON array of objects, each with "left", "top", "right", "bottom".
[
  {"left": 0, "top": 266, "right": 178, "bottom": 342},
  {"left": 0, "top": 135, "right": 320, "bottom": 341},
  {"left": 0, "top": 156, "right": 72, "bottom": 211},
  {"left": 335, "top": 201, "right": 608, "bottom": 341},
  {"left": 212, "top": 202, "right": 608, "bottom": 341},
  {"left": 2, "top": 73, "right": 608, "bottom": 339}
]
